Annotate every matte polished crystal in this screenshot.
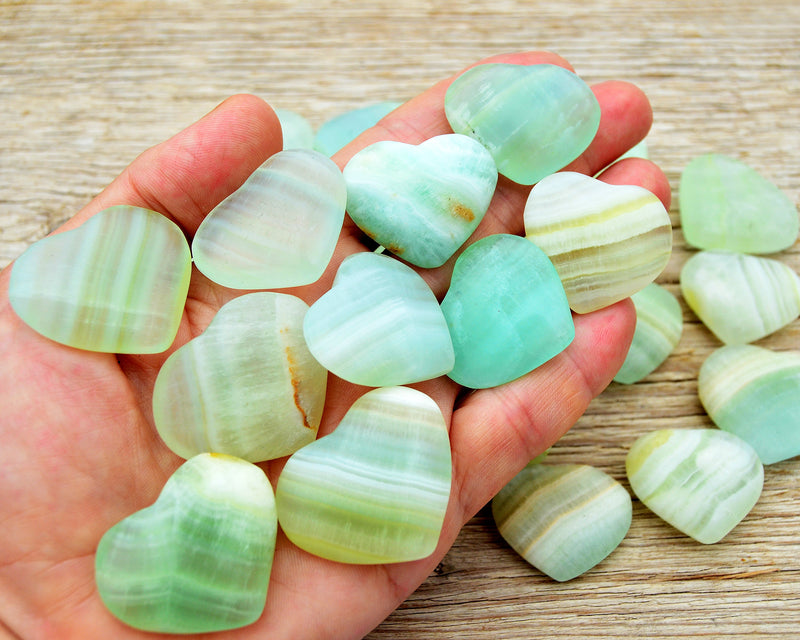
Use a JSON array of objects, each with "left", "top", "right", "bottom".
[
  {"left": 441, "top": 234, "right": 574, "bottom": 389},
  {"left": 313, "top": 101, "right": 402, "bottom": 156},
  {"left": 153, "top": 292, "right": 327, "bottom": 462},
  {"left": 626, "top": 429, "right": 763, "bottom": 544},
  {"left": 95, "top": 454, "right": 277, "bottom": 633},
  {"left": 8, "top": 205, "right": 190, "bottom": 353},
  {"left": 344, "top": 134, "right": 498, "bottom": 268},
  {"left": 493, "top": 463, "right": 632, "bottom": 582},
  {"left": 303, "top": 252, "right": 454, "bottom": 386},
  {"left": 680, "top": 250, "right": 800, "bottom": 344},
  {"left": 699, "top": 345, "right": 800, "bottom": 464},
  {"left": 444, "top": 63, "right": 600, "bottom": 185},
  {"left": 275, "top": 386, "right": 451, "bottom": 564},
  {"left": 274, "top": 108, "right": 314, "bottom": 149},
  {"left": 680, "top": 154, "right": 799, "bottom": 253},
  {"left": 524, "top": 172, "right": 672, "bottom": 314},
  {"left": 614, "top": 283, "right": 683, "bottom": 384},
  {"left": 192, "top": 149, "right": 346, "bottom": 289}
]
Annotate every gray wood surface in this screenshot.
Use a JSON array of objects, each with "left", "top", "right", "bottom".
[{"left": 2, "top": 1, "right": 799, "bottom": 637}]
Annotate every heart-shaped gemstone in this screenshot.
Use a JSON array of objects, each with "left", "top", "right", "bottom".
[
  {"left": 680, "top": 250, "right": 800, "bottom": 344},
  {"left": 344, "top": 134, "right": 498, "bottom": 268},
  {"left": 524, "top": 172, "right": 673, "bottom": 314},
  {"left": 275, "top": 386, "right": 452, "bottom": 564},
  {"left": 153, "top": 292, "right": 327, "bottom": 462},
  {"left": 192, "top": 149, "right": 346, "bottom": 289},
  {"left": 444, "top": 63, "right": 600, "bottom": 185},
  {"left": 303, "top": 252, "right": 454, "bottom": 386},
  {"left": 699, "top": 345, "right": 800, "bottom": 464},
  {"left": 314, "top": 101, "right": 402, "bottom": 156},
  {"left": 492, "top": 463, "right": 632, "bottom": 582},
  {"left": 441, "top": 234, "right": 574, "bottom": 389},
  {"left": 95, "top": 453, "right": 277, "bottom": 633},
  {"left": 8, "top": 205, "right": 190, "bottom": 353},
  {"left": 626, "top": 429, "right": 763, "bottom": 544},
  {"left": 680, "top": 154, "right": 799, "bottom": 254}
]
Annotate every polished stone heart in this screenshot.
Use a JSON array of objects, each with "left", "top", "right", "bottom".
[
  {"left": 441, "top": 234, "right": 574, "bottom": 389},
  {"left": 444, "top": 63, "right": 600, "bottom": 185},
  {"left": 95, "top": 454, "right": 277, "bottom": 633},
  {"left": 153, "top": 292, "right": 327, "bottom": 462},
  {"left": 314, "top": 101, "right": 402, "bottom": 156},
  {"left": 275, "top": 386, "right": 452, "bottom": 564},
  {"left": 192, "top": 149, "right": 346, "bottom": 289},
  {"left": 8, "top": 205, "right": 191, "bottom": 353},
  {"left": 344, "top": 134, "right": 498, "bottom": 268},
  {"left": 524, "top": 172, "right": 672, "bottom": 314},
  {"left": 303, "top": 252, "right": 454, "bottom": 386}
]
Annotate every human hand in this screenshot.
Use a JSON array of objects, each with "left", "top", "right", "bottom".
[{"left": 0, "top": 51, "right": 670, "bottom": 639}]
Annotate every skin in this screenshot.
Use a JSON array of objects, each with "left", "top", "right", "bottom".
[{"left": 0, "top": 51, "right": 670, "bottom": 640}]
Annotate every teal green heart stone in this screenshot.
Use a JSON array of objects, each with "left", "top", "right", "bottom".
[
  {"left": 441, "top": 234, "right": 574, "bottom": 389},
  {"left": 275, "top": 386, "right": 452, "bottom": 564},
  {"left": 444, "top": 63, "right": 600, "bottom": 185},
  {"left": 313, "top": 101, "right": 402, "bottom": 156},
  {"left": 344, "top": 133, "right": 498, "bottom": 268},
  {"left": 680, "top": 154, "right": 799, "bottom": 253},
  {"left": 8, "top": 205, "right": 191, "bottom": 353},
  {"left": 95, "top": 453, "right": 277, "bottom": 633}
]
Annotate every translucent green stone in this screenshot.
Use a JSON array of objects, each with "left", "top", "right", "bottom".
[
  {"left": 680, "top": 154, "right": 799, "bottom": 253},
  {"left": 444, "top": 63, "right": 600, "bottom": 185},
  {"left": 274, "top": 107, "right": 314, "bottom": 150},
  {"left": 441, "top": 234, "right": 574, "bottom": 389},
  {"left": 95, "top": 453, "right": 277, "bottom": 633},
  {"left": 8, "top": 205, "right": 191, "bottom": 353},
  {"left": 492, "top": 463, "right": 632, "bottom": 582},
  {"left": 313, "top": 101, "right": 402, "bottom": 156},
  {"left": 153, "top": 292, "right": 327, "bottom": 462},
  {"left": 275, "top": 386, "right": 451, "bottom": 564},
  {"left": 699, "top": 344, "right": 800, "bottom": 464}
]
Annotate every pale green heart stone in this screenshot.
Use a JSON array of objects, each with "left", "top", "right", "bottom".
[
  {"left": 95, "top": 453, "right": 277, "bottom": 633},
  {"left": 492, "top": 463, "right": 632, "bottom": 582},
  {"left": 313, "top": 101, "right": 402, "bottom": 156},
  {"left": 441, "top": 234, "right": 574, "bottom": 389},
  {"left": 274, "top": 107, "right": 314, "bottom": 150},
  {"left": 303, "top": 252, "right": 454, "bottom": 386},
  {"left": 8, "top": 205, "right": 190, "bottom": 353},
  {"left": 680, "top": 250, "right": 800, "bottom": 344},
  {"left": 444, "top": 63, "right": 600, "bottom": 185},
  {"left": 153, "top": 292, "right": 327, "bottom": 462},
  {"left": 275, "top": 386, "right": 452, "bottom": 564},
  {"left": 699, "top": 344, "right": 800, "bottom": 464},
  {"left": 680, "top": 154, "right": 799, "bottom": 254},
  {"left": 614, "top": 283, "right": 683, "bottom": 384},
  {"left": 192, "top": 149, "right": 346, "bottom": 289},
  {"left": 343, "top": 133, "right": 498, "bottom": 268},
  {"left": 524, "top": 172, "right": 673, "bottom": 314},
  {"left": 626, "top": 429, "right": 763, "bottom": 544}
]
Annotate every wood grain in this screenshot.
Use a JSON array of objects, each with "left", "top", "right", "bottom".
[{"left": 1, "top": 1, "right": 799, "bottom": 637}]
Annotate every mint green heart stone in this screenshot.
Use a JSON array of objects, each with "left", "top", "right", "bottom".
[
  {"left": 9, "top": 205, "right": 191, "bottom": 353},
  {"left": 680, "top": 154, "right": 799, "bottom": 254},
  {"left": 274, "top": 108, "right": 314, "bottom": 150},
  {"left": 276, "top": 386, "right": 451, "bottom": 564},
  {"left": 441, "top": 234, "right": 574, "bottom": 389},
  {"left": 313, "top": 101, "right": 402, "bottom": 156},
  {"left": 444, "top": 63, "right": 600, "bottom": 185},
  {"left": 344, "top": 134, "right": 498, "bottom": 268}
]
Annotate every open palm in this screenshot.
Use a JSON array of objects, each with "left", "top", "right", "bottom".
[{"left": 0, "top": 51, "right": 670, "bottom": 640}]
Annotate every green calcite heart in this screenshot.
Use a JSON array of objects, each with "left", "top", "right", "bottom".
[
  {"left": 302, "top": 252, "right": 454, "bottom": 386},
  {"left": 614, "top": 283, "right": 683, "bottom": 384},
  {"left": 492, "top": 463, "right": 632, "bottom": 582},
  {"left": 444, "top": 63, "right": 600, "bottom": 185},
  {"left": 192, "top": 149, "right": 346, "bottom": 290},
  {"left": 626, "top": 429, "right": 763, "bottom": 544},
  {"left": 680, "top": 154, "right": 799, "bottom": 254},
  {"left": 524, "top": 172, "right": 673, "bottom": 314},
  {"left": 153, "top": 292, "right": 327, "bottom": 462},
  {"left": 275, "top": 386, "right": 452, "bottom": 564},
  {"left": 680, "top": 250, "right": 800, "bottom": 344},
  {"left": 8, "top": 205, "right": 190, "bottom": 353},
  {"left": 274, "top": 108, "right": 314, "bottom": 150},
  {"left": 699, "top": 345, "right": 800, "bottom": 464},
  {"left": 313, "top": 101, "right": 402, "bottom": 156},
  {"left": 95, "top": 453, "right": 277, "bottom": 633},
  {"left": 441, "top": 234, "right": 574, "bottom": 389}
]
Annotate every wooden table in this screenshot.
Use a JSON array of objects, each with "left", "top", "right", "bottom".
[{"left": 2, "top": 1, "right": 799, "bottom": 637}]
